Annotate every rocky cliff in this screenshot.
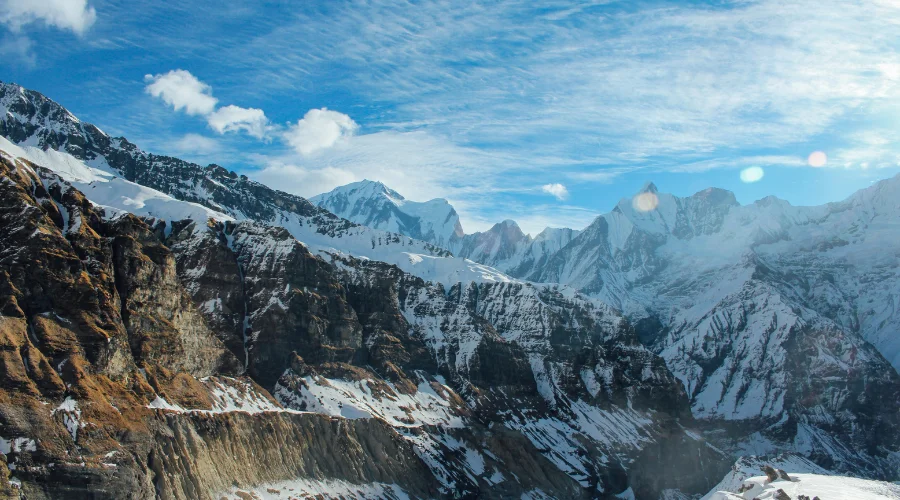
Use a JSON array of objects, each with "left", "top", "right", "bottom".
[
  {"left": 0, "top": 90, "right": 725, "bottom": 497},
  {"left": 1, "top": 80, "right": 899, "bottom": 499}
]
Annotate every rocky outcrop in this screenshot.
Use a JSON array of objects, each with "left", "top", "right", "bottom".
[
  {"left": 147, "top": 411, "right": 438, "bottom": 500},
  {"left": 0, "top": 153, "right": 441, "bottom": 499}
]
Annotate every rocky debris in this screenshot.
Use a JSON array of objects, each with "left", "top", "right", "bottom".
[
  {"left": 762, "top": 466, "right": 793, "bottom": 483},
  {"left": 773, "top": 489, "right": 791, "bottom": 500}
]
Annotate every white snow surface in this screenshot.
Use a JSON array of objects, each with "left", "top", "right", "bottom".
[
  {"left": 147, "top": 377, "right": 295, "bottom": 415},
  {"left": 311, "top": 179, "right": 464, "bottom": 251},
  {"left": 219, "top": 478, "right": 411, "bottom": 500},
  {"left": 273, "top": 371, "right": 464, "bottom": 429},
  {"left": 704, "top": 473, "right": 900, "bottom": 500},
  {"left": 311, "top": 180, "right": 582, "bottom": 280},
  {"left": 0, "top": 136, "right": 231, "bottom": 225},
  {"left": 0, "top": 437, "right": 36, "bottom": 455},
  {"left": 52, "top": 397, "right": 84, "bottom": 442},
  {"left": 701, "top": 455, "right": 830, "bottom": 498}
]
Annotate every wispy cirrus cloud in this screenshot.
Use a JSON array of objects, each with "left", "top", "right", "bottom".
[
  {"left": 14, "top": 0, "right": 900, "bottom": 232},
  {"left": 175, "top": 0, "right": 900, "bottom": 224},
  {"left": 217, "top": 0, "right": 900, "bottom": 160}
]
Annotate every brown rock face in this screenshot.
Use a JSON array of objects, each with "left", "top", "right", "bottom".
[
  {"left": 0, "top": 156, "right": 444, "bottom": 499},
  {"left": 168, "top": 220, "right": 364, "bottom": 388},
  {"left": 108, "top": 215, "right": 240, "bottom": 377},
  {"left": 147, "top": 412, "right": 438, "bottom": 500},
  {"left": 0, "top": 143, "right": 725, "bottom": 498}
]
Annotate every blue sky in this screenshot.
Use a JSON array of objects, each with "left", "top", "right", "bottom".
[{"left": 3, "top": 0, "right": 900, "bottom": 234}]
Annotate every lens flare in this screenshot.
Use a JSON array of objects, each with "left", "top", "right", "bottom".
[
  {"left": 740, "top": 166, "right": 764, "bottom": 183},
  {"left": 808, "top": 151, "right": 827, "bottom": 167},
  {"left": 632, "top": 192, "right": 659, "bottom": 212}
]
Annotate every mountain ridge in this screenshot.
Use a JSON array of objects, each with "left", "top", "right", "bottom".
[{"left": 1, "top": 80, "right": 899, "bottom": 498}]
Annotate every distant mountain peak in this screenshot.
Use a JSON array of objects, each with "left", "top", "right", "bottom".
[
  {"left": 495, "top": 219, "right": 521, "bottom": 229},
  {"left": 691, "top": 186, "right": 739, "bottom": 207},
  {"left": 638, "top": 181, "right": 659, "bottom": 194},
  {"left": 311, "top": 179, "right": 464, "bottom": 249}
]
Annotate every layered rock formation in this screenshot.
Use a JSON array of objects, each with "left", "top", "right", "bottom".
[
  {"left": 0, "top": 153, "right": 440, "bottom": 499},
  {"left": 1, "top": 80, "right": 899, "bottom": 499},
  {"left": 0, "top": 105, "right": 722, "bottom": 497}
]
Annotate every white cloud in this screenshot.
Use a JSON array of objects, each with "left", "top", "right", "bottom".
[
  {"left": 144, "top": 70, "right": 219, "bottom": 116},
  {"left": 541, "top": 183, "right": 569, "bottom": 200},
  {"left": 283, "top": 108, "right": 359, "bottom": 155},
  {"left": 207, "top": 105, "right": 269, "bottom": 139},
  {"left": 0, "top": 0, "right": 96, "bottom": 35},
  {"left": 250, "top": 129, "right": 537, "bottom": 231},
  {"left": 171, "top": 133, "right": 222, "bottom": 156},
  {"left": 253, "top": 130, "right": 486, "bottom": 199},
  {"left": 144, "top": 70, "right": 272, "bottom": 140}
]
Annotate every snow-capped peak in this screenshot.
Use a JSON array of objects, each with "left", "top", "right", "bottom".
[
  {"left": 638, "top": 180, "right": 659, "bottom": 194},
  {"left": 317, "top": 179, "right": 406, "bottom": 205},
  {"left": 310, "top": 179, "right": 465, "bottom": 250}
]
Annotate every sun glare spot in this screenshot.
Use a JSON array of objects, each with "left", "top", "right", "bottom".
[
  {"left": 740, "top": 166, "right": 764, "bottom": 183},
  {"left": 808, "top": 151, "right": 827, "bottom": 168},
  {"left": 632, "top": 192, "right": 659, "bottom": 212}
]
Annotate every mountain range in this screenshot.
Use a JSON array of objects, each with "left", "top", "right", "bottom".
[
  {"left": 313, "top": 180, "right": 582, "bottom": 278},
  {"left": 0, "top": 80, "right": 898, "bottom": 499}
]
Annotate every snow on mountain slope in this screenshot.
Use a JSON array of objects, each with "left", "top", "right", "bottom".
[
  {"left": 705, "top": 473, "right": 900, "bottom": 500},
  {"left": 310, "top": 181, "right": 581, "bottom": 278},
  {"left": 311, "top": 179, "right": 464, "bottom": 250},
  {"left": 157, "top": 213, "right": 719, "bottom": 497},
  {"left": 4, "top": 79, "right": 900, "bottom": 489},
  {"left": 0, "top": 82, "right": 517, "bottom": 289},
  {"left": 219, "top": 479, "right": 412, "bottom": 500},
  {"left": 701, "top": 455, "right": 830, "bottom": 499},
  {"left": 528, "top": 180, "right": 900, "bottom": 478},
  {"left": 0, "top": 135, "right": 230, "bottom": 225}
]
